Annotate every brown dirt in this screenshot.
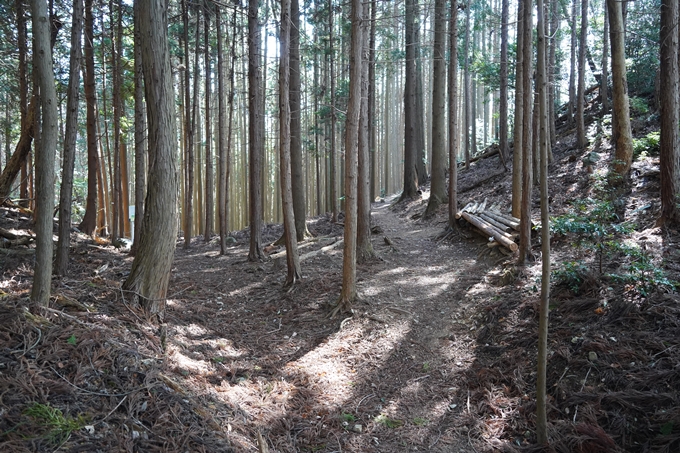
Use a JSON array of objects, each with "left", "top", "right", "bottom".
[{"left": 1, "top": 119, "right": 679, "bottom": 452}]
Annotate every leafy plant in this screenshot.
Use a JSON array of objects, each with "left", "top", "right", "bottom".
[
  {"left": 66, "top": 334, "right": 77, "bottom": 345},
  {"left": 24, "top": 402, "right": 87, "bottom": 445},
  {"left": 374, "top": 414, "right": 403, "bottom": 429},
  {"left": 553, "top": 262, "right": 591, "bottom": 295},
  {"left": 413, "top": 417, "right": 429, "bottom": 426},
  {"left": 552, "top": 198, "right": 675, "bottom": 298},
  {"left": 633, "top": 131, "right": 660, "bottom": 158},
  {"left": 629, "top": 96, "right": 649, "bottom": 115},
  {"left": 340, "top": 413, "right": 356, "bottom": 423},
  {"left": 605, "top": 242, "right": 677, "bottom": 297}
]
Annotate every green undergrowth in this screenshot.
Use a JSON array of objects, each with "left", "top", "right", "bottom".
[
  {"left": 551, "top": 196, "right": 677, "bottom": 298},
  {"left": 23, "top": 402, "right": 88, "bottom": 446}
]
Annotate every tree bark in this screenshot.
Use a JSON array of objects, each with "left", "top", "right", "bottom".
[
  {"left": 0, "top": 98, "right": 36, "bottom": 203},
  {"left": 511, "top": 0, "right": 525, "bottom": 218},
  {"left": 357, "top": 0, "right": 375, "bottom": 262},
  {"left": 111, "top": 0, "right": 123, "bottom": 241},
  {"left": 290, "top": 0, "right": 308, "bottom": 241},
  {"left": 79, "top": 0, "right": 99, "bottom": 236},
  {"left": 568, "top": 0, "right": 578, "bottom": 126},
  {"left": 499, "top": 0, "right": 509, "bottom": 167},
  {"left": 30, "top": 0, "right": 59, "bottom": 305},
  {"left": 536, "top": 0, "right": 551, "bottom": 442},
  {"left": 182, "top": 0, "right": 194, "bottom": 248},
  {"left": 400, "top": 0, "right": 419, "bottom": 200},
  {"left": 55, "top": 0, "right": 83, "bottom": 275},
  {"left": 368, "top": 0, "right": 377, "bottom": 202},
  {"left": 279, "top": 0, "right": 302, "bottom": 286},
  {"left": 601, "top": 5, "right": 609, "bottom": 114},
  {"left": 124, "top": 0, "right": 178, "bottom": 318},
  {"left": 425, "top": 0, "right": 447, "bottom": 218},
  {"left": 448, "top": 0, "right": 459, "bottom": 228},
  {"left": 518, "top": 0, "right": 534, "bottom": 265},
  {"left": 18, "top": 0, "right": 29, "bottom": 208},
  {"left": 329, "top": 0, "right": 338, "bottom": 222},
  {"left": 576, "top": 0, "right": 588, "bottom": 149},
  {"left": 607, "top": 0, "right": 633, "bottom": 175},
  {"left": 463, "top": 6, "right": 471, "bottom": 170},
  {"left": 248, "top": 0, "right": 265, "bottom": 261},
  {"left": 131, "top": 3, "right": 146, "bottom": 255},
  {"left": 659, "top": 0, "right": 680, "bottom": 225},
  {"left": 204, "top": 9, "right": 213, "bottom": 241},
  {"left": 217, "top": 7, "right": 228, "bottom": 254},
  {"left": 414, "top": 14, "right": 428, "bottom": 186},
  {"left": 336, "top": 0, "right": 363, "bottom": 315}
]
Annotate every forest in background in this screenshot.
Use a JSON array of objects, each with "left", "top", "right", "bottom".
[{"left": 0, "top": 0, "right": 669, "bottom": 233}]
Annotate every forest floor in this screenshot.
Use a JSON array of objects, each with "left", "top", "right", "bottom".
[{"left": 1, "top": 113, "right": 680, "bottom": 452}]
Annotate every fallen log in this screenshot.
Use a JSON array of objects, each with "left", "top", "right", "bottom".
[
  {"left": 460, "top": 211, "right": 518, "bottom": 252},
  {"left": 0, "top": 247, "right": 35, "bottom": 256},
  {"left": 299, "top": 239, "right": 343, "bottom": 261},
  {"left": 479, "top": 213, "right": 512, "bottom": 232},
  {"left": 482, "top": 210, "right": 520, "bottom": 231},
  {"left": 268, "top": 236, "right": 337, "bottom": 260}
]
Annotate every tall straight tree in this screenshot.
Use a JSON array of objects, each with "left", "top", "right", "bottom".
[
  {"left": 425, "top": 0, "right": 447, "bottom": 218},
  {"left": 111, "top": 0, "right": 123, "bottom": 242},
  {"left": 568, "top": 0, "right": 577, "bottom": 126},
  {"left": 601, "top": 6, "right": 609, "bottom": 115},
  {"left": 400, "top": 0, "right": 419, "bottom": 201},
  {"left": 357, "top": 0, "right": 375, "bottom": 262},
  {"left": 56, "top": 0, "right": 84, "bottom": 275},
  {"left": 463, "top": 5, "right": 471, "bottom": 169},
  {"left": 535, "top": 0, "right": 551, "bottom": 441},
  {"left": 290, "top": 0, "right": 308, "bottom": 241},
  {"left": 548, "top": 0, "right": 559, "bottom": 144},
  {"left": 335, "top": 0, "right": 362, "bottom": 316},
  {"left": 204, "top": 7, "right": 213, "bottom": 241},
  {"left": 131, "top": 1, "right": 146, "bottom": 255},
  {"left": 278, "top": 0, "right": 301, "bottom": 285},
  {"left": 78, "top": 0, "right": 99, "bottom": 236},
  {"left": 248, "top": 0, "right": 265, "bottom": 261},
  {"left": 182, "top": 0, "right": 194, "bottom": 248},
  {"left": 518, "top": 0, "right": 534, "bottom": 264},
  {"left": 329, "top": 0, "right": 338, "bottom": 223},
  {"left": 30, "top": 0, "right": 59, "bottom": 305},
  {"left": 659, "top": 0, "right": 680, "bottom": 225},
  {"left": 511, "top": 0, "right": 525, "bottom": 218},
  {"left": 576, "top": 0, "right": 588, "bottom": 149},
  {"left": 499, "top": 0, "right": 509, "bottom": 166},
  {"left": 414, "top": 12, "right": 427, "bottom": 185},
  {"left": 124, "top": 0, "right": 178, "bottom": 317},
  {"left": 217, "top": 6, "right": 229, "bottom": 254},
  {"left": 448, "top": 0, "right": 459, "bottom": 228},
  {"left": 607, "top": 0, "right": 633, "bottom": 175},
  {"left": 368, "top": 0, "right": 377, "bottom": 202},
  {"left": 19, "top": 0, "right": 29, "bottom": 208}
]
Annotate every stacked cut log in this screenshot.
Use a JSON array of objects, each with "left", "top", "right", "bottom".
[{"left": 456, "top": 198, "right": 520, "bottom": 252}]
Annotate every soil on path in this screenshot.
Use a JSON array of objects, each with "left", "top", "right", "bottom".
[{"left": 162, "top": 196, "right": 496, "bottom": 452}]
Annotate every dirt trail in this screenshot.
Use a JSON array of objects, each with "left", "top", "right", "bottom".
[{"left": 161, "top": 196, "right": 505, "bottom": 452}]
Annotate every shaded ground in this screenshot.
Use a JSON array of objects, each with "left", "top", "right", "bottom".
[{"left": 1, "top": 111, "right": 679, "bottom": 452}]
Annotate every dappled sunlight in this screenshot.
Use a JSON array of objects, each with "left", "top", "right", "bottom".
[
  {"left": 284, "top": 321, "right": 413, "bottom": 407},
  {"left": 381, "top": 266, "right": 409, "bottom": 276},
  {"left": 168, "top": 349, "right": 214, "bottom": 374}
]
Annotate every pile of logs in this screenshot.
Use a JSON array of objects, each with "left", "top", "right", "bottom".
[
  {"left": 456, "top": 199, "right": 520, "bottom": 252},
  {"left": 0, "top": 227, "right": 34, "bottom": 255}
]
